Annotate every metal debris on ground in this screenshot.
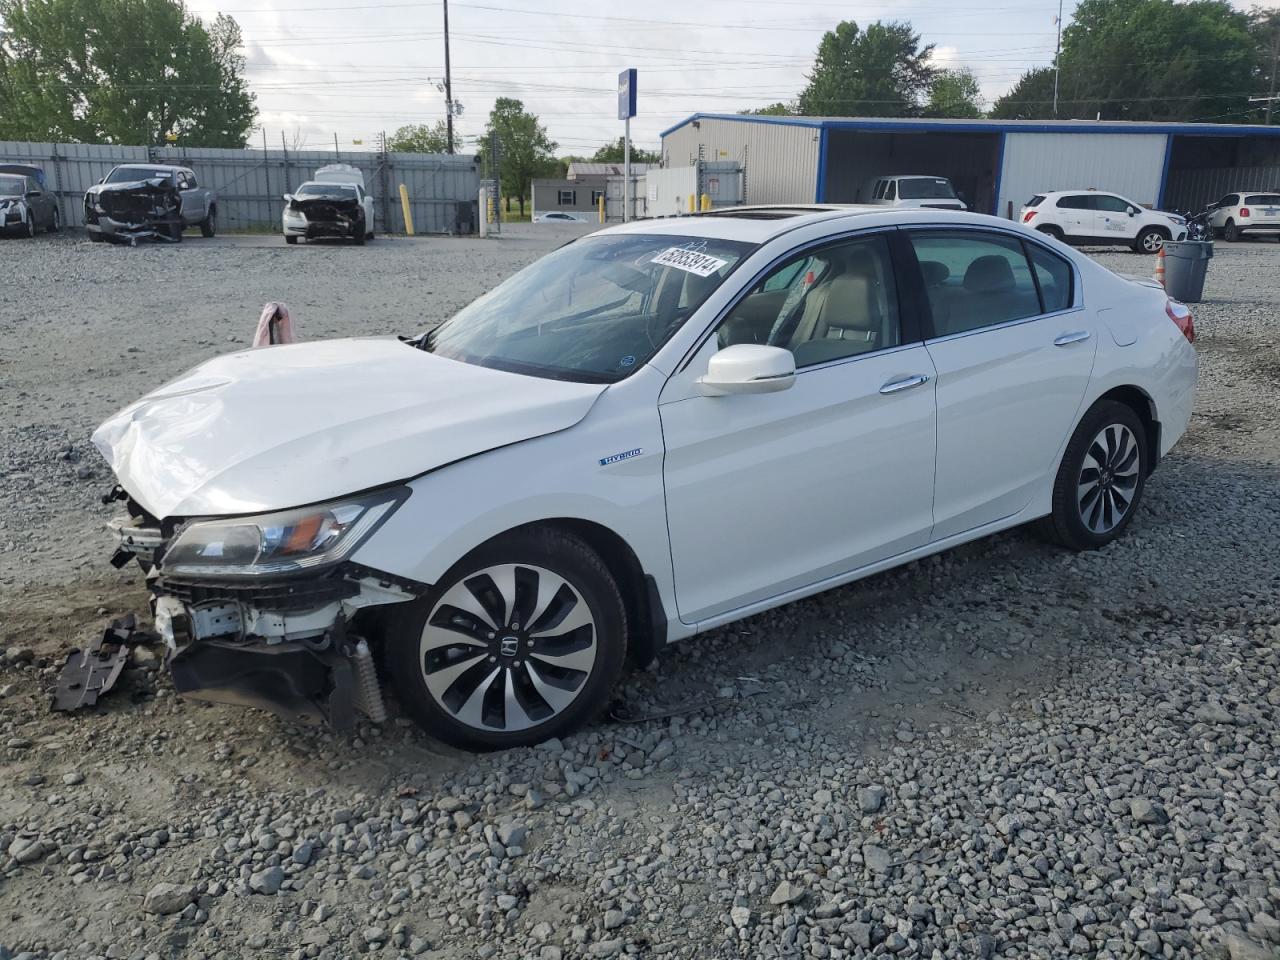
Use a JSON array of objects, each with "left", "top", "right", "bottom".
[{"left": 51, "top": 614, "right": 158, "bottom": 713}]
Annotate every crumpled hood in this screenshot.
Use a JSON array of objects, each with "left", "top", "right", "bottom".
[
  {"left": 93, "top": 338, "right": 607, "bottom": 519},
  {"left": 86, "top": 176, "right": 175, "bottom": 200}
]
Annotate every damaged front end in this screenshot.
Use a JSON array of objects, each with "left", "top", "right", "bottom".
[
  {"left": 284, "top": 194, "right": 362, "bottom": 240},
  {"left": 85, "top": 178, "right": 182, "bottom": 245},
  {"left": 103, "top": 485, "right": 421, "bottom": 729}
]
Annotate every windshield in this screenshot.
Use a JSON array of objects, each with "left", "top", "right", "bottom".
[
  {"left": 898, "top": 178, "right": 958, "bottom": 200},
  {"left": 106, "top": 166, "right": 173, "bottom": 184},
  {"left": 296, "top": 183, "right": 357, "bottom": 198},
  {"left": 0, "top": 177, "right": 23, "bottom": 197},
  {"left": 420, "top": 233, "right": 755, "bottom": 382}
]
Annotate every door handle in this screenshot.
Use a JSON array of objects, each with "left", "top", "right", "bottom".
[
  {"left": 1054, "top": 331, "right": 1091, "bottom": 346},
  {"left": 879, "top": 374, "right": 930, "bottom": 395}
]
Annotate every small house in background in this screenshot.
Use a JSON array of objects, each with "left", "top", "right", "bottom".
[{"left": 530, "top": 179, "right": 601, "bottom": 222}]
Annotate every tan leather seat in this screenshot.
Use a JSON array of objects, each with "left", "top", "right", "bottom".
[{"left": 787, "top": 250, "right": 885, "bottom": 364}]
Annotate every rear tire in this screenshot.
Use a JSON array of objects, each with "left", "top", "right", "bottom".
[
  {"left": 1036, "top": 224, "right": 1065, "bottom": 242},
  {"left": 200, "top": 206, "right": 216, "bottom": 238},
  {"left": 386, "top": 528, "right": 628, "bottom": 751},
  {"left": 1038, "top": 400, "right": 1148, "bottom": 551},
  {"left": 1134, "top": 227, "right": 1166, "bottom": 254},
  {"left": 1224, "top": 219, "right": 1240, "bottom": 242}
]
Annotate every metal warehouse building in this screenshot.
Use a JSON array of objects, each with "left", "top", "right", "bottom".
[{"left": 659, "top": 114, "right": 1280, "bottom": 217}]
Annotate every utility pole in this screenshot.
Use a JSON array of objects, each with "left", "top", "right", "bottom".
[
  {"left": 1268, "top": 31, "right": 1279, "bottom": 125},
  {"left": 443, "top": 0, "right": 455, "bottom": 153},
  {"left": 1053, "top": 0, "right": 1064, "bottom": 118}
]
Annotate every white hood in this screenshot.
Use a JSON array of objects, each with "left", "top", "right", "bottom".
[{"left": 93, "top": 338, "right": 607, "bottom": 519}]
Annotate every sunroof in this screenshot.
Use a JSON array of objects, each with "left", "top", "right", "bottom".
[{"left": 702, "top": 207, "right": 831, "bottom": 220}]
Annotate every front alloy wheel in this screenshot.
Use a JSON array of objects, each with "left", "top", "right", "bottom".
[
  {"left": 1136, "top": 228, "right": 1165, "bottom": 253},
  {"left": 388, "top": 529, "right": 627, "bottom": 750}
]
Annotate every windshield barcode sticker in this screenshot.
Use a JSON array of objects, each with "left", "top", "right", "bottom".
[{"left": 651, "top": 247, "right": 728, "bottom": 277}]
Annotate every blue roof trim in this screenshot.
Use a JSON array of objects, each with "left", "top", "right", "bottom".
[{"left": 659, "top": 112, "right": 1280, "bottom": 140}]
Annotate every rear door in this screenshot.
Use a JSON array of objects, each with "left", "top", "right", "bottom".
[
  {"left": 906, "top": 228, "right": 1096, "bottom": 541},
  {"left": 1053, "top": 194, "right": 1095, "bottom": 239}
]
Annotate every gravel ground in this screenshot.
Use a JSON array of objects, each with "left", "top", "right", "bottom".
[{"left": 0, "top": 227, "right": 1277, "bottom": 960}]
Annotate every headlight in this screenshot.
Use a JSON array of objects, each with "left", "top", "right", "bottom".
[{"left": 162, "top": 487, "right": 408, "bottom": 577}]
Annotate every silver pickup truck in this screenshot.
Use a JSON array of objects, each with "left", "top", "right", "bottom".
[{"left": 84, "top": 163, "right": 217, "bottom": 243}]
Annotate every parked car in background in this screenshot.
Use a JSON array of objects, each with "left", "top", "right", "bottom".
[
  {"left": 282, "top": 164, "right": 374, "bottom": 244},
  {"left": 533, "top": 211, "right": 592, "bottom": 223},
  {"left": 1021, "top": 190, "right": 1187, "bottom": 253},
  {"left": 0, "top": 171, "right": 60, "bottom": 236},
  {"left": 93, "top": 205, "right": 1196, "bottom": 750},
  {"left": 1204, "top": 191, "right": 1280, "bottom": 242},
  {"left": 84, "top": 164, "right": 217, "bottom": 243},
  {"left": 859, "top": 175, "right": 967, "bottom": 210}
]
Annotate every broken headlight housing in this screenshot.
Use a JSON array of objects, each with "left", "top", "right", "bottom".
[{"left": 162, "top": 487, "right": 408, "bottom": 578}]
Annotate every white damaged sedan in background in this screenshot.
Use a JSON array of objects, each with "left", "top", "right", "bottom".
[{"left": 93, "top": 206, "right": 1197, "bottom": 750}]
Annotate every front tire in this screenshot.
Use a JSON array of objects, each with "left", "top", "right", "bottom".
[
  {"left": 1039, "top": 400, "right": 1148, "bottom": 551},
  {"left": 24, "top": 212, "right": 35, "bottom": 238},
  {"left": 1134, "top": 227, "right": 1166, "bottom": 254},
  {"left": 200, "top": 206, "right": 216, "bottom": 238},
  {"left": 285, "top": 235, "right": 298, "bottom": 245},
  {"left": 386, "top": 528, "right": 628, "bottom": 750},
  {"left": 49, "top": 207, "right": 60, "bottom": 233},
  {"left": 1224, "top": 219, "right": 1240, "bottom": 242}
]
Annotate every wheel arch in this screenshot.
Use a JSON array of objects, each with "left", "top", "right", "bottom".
[
  {"left": 1095, "top": 384, "right": 1160, "bottom": 475},
  {"left": 462, "top": 518, "right": 666, "bottom": 668}
]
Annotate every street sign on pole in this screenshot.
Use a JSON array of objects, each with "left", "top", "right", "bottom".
[{"left": 619, "top": 69, "right": 636, "bottom": 222}]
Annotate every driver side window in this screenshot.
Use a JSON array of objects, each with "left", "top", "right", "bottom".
[{"left": 716, "top": 235, "right": 901, "bottom": 368}]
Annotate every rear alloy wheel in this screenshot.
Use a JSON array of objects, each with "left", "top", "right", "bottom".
[
  {"left": 1224, "top": 219, "right": 1240, "bottom": 242},
  {"left": 1039, "top": 400, "right": 1148, "bottom": 551},
  {"left": 388, "top": 529, "right": 627, "bottom": 750},
  {"left": 1135, "top": 227, "right": 1166, "bottom": 254}
]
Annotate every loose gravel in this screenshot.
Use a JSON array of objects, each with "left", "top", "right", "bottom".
[{"left": 0, "top": 228, "right": 1277, "bottom": 960}]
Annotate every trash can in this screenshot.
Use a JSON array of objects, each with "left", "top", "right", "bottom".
[{"left": 1162, "top": 240, "right": 1213, "bottom": 303}]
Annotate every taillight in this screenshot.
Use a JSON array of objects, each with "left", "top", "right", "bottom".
[
  {"left": 1022, "top": 209, "right": 1038, "bottom": 223},
  {"left": 1239, "top": 207, "right": 1250, "bottom": 218},
  {"left": 1166, "top": 299, "right": 1195, "bottom": 344}
]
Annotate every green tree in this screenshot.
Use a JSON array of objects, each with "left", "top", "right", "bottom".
[
  {"left": 0, "top": 0, "right": 256, "bottom": 146},
  {"left": 923, "top": 68, "right": 985, "bottom": 118},
  {"left": 387, "top": 121, "right": 450, "bottom": 153},
  {"left": 588, "top": 137, "right": 659, "bottom": 164},
  {"left": 991, "top": 0, "right": 1254, "bottom": 122},
  {"left": 796, "top": 20, "right": 936, "bottom": 117},
  {"left": 480, "top": 98, "right": 557, "bottom": 215},
  {"left": 740, "top": 102, "right": 794, "bottom": 116},
  {"left": 1250, "top": 5, "right": 1280, "bottom": 123},
  {"left": 989, "top": 68, "right": 1060, "bottom": 119}
]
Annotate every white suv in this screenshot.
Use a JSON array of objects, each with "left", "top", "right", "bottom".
[
  {"left": 1205, "top": 191, "right": 1280, "bottom": 242},
  {"left": 1020, "top": 190, "right": 1187, "bottom": 253}
]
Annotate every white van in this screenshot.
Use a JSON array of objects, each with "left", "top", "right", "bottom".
[{"left": 860, "top": 175, "right": 966, "bottom": 211}]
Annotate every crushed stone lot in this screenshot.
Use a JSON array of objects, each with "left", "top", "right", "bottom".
[{"left": 0, "top": 226, "right": 1278, "bottom": 960}]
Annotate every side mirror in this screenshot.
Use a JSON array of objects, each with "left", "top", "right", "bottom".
[
  {"left": 1128, "top": 208, "right": 1138, "bottom": 217},
  {"left": 698, "top": 344, "right": 796, "bottom": 397},
  {"left": 26, "top": 190, "right": 40, "bottom": 198},
  {"left": 97, "top": 177, "right": 106, "bottom": 185},
  {"left": 282, "top": 194, "right": 293, "bottom": 202}
]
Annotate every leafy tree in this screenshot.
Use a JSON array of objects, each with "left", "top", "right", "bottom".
[
  {"left": 0, "top": 0, "right": 256, "bottom": 146},
  {"left": 990, "top": 67, "right": 1060, "bottom": 119},
  {"left": 1250, "top": 5, "right": 1280, "bottom": 122},
  {"left": 796, "top": 20, "right": 936, "bottom": 117},
  {"left": 387, "top": 121, "right": 450, "bottom": 154},
  {"left": 991, "top": 0, "right": 1254, "bottom": 122},
  {"left": 923, "top": 68, "right": 985, "bottom": 118},
  {"left": 740, "top": 102, "right": 794, "bottom": 116},
  {"left": 480, "top": 98, "right": 557, "bottom": 215},
  {"left": 588, "top": 137, "right": 659, "bottom": 165}
]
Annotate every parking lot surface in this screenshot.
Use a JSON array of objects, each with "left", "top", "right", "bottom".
[{"left": 0, "top": 228, "right": 1277, "bottom": 960}]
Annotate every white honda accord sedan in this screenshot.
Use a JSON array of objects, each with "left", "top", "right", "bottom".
[{"left": 94, "top": 205, "right": 1198, "bottom": 749}]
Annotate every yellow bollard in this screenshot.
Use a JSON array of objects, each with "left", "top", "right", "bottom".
[
  {"left": 598, "top": 194, "right": 605, "bottom": 224},
  {"left": 687, "top": 194, "right": 695, "bottom": 213},
  {"left": 700, "top": 193, "right": 712, "bottom": 212},
  {"left": 399, "top": 184, "right": 414, "bottom": 236}
]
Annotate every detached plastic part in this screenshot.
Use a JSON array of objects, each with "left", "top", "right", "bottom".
[
  {"left": 52, "top": 614, "right": 158, "bottom": 712},
  {"left": 253, "top": 302, "right": 296, "bottom": 347}
]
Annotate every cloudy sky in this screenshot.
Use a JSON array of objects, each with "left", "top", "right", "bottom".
[{"left": 185, "top": 0, "right": 1272, "bottom": 156}]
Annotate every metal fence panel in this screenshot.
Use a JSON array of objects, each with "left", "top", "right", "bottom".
[
  {"left": 1163, "top": 165, "right": 1280, "bottom": 212},
  {"left": 0, "top": 140, "right": 480, "bottom": 233}
]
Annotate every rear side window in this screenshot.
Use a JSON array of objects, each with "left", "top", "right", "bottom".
[
  {"left": 1244, "top": 194, "right": 1280, "bottom": 205},
  {"left": 873, "top": 180, "right": 887, "bottom": 200},
  {"left": 1056, "top": 195, "right": 1093, "bottom": 210},
  {"left": 1026, "top": 195, "right": 1045, "bottom": 207},
  {"left": 1027, "top": 244, "right": 1074, "bottom": 312},
  {"left": 884, "top": 181, "right": 897, "bottom": 201},
  {"left": 909, "top": 231, "right": 1043, "bottom": 337}
]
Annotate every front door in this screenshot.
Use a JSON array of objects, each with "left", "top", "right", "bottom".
[
  {"left": 1094, "top": 194, "right": 1138, "bottom": 242},
  {"left": 905, "top": 229, "right": 1097, "bottom": 541},
  {"left": 660, "top": 232, "right": 937, "bottom": 624}
]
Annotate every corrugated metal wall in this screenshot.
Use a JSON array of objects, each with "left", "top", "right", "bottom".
[
  {"left": 0, "top": 140, "right": 480, "bottom": 233},
  {"left": 998, "top": 132, "right": 1169, "bottom": 218},
  {"left": 1163, "top": 166, "right": 1280, "bottom": 212},
  {"left": 662, "top": 118, "right": 819, "bottom": 205}
]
